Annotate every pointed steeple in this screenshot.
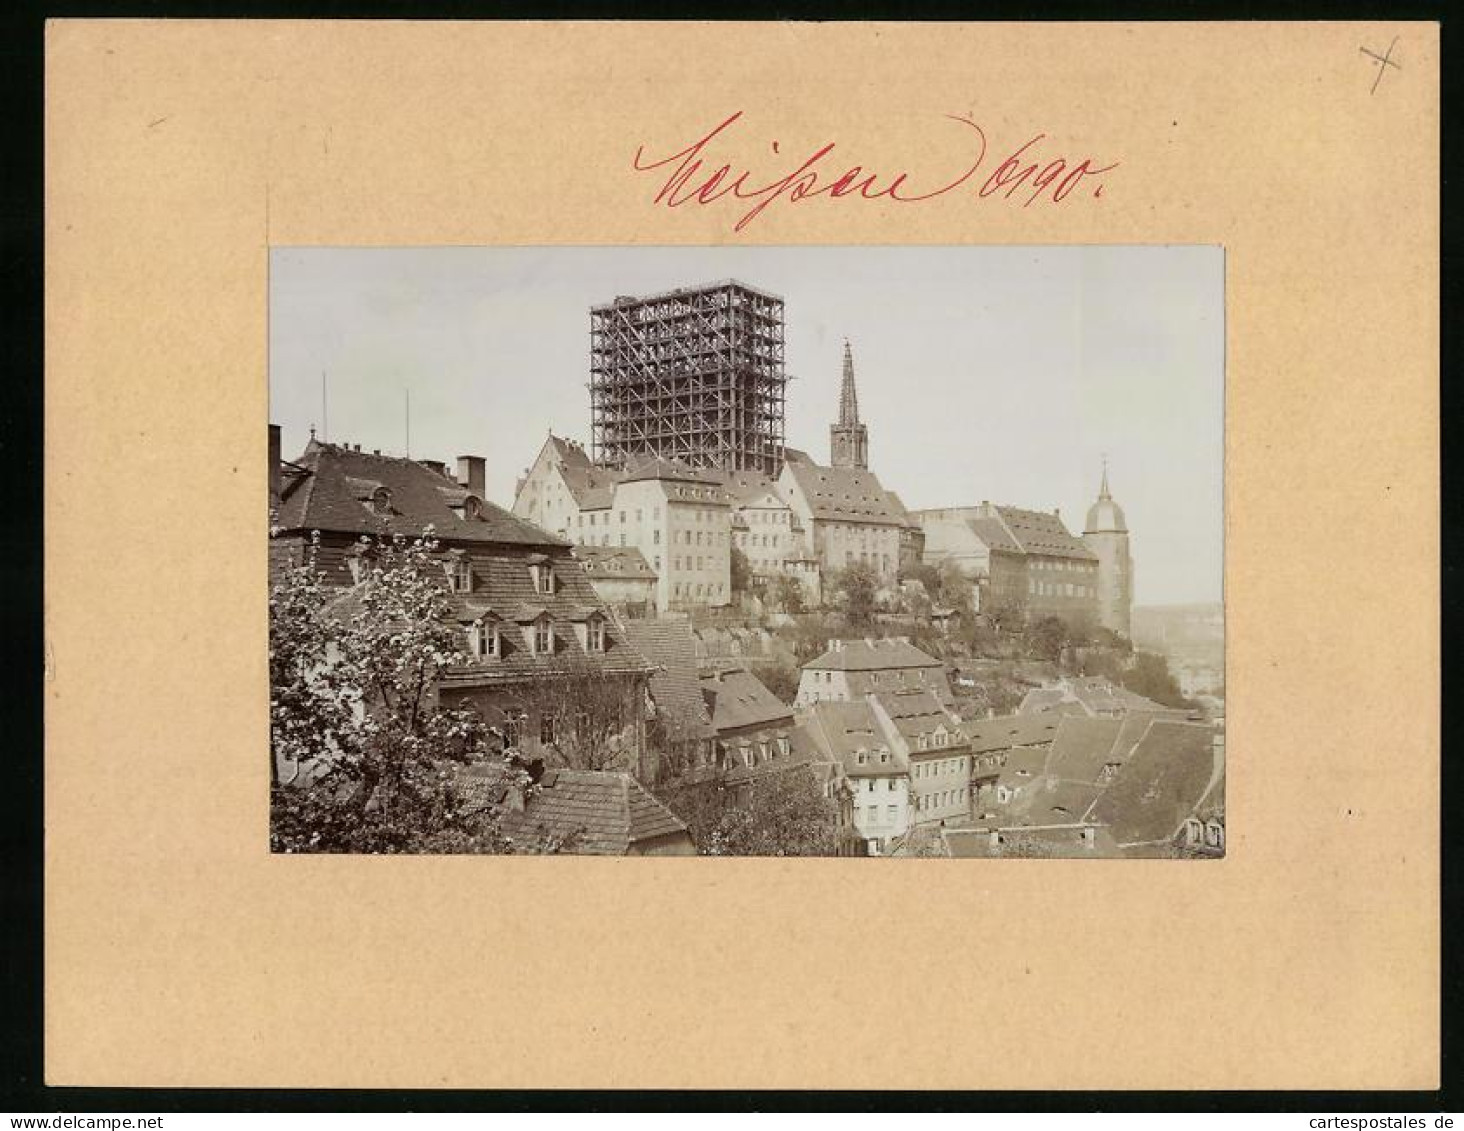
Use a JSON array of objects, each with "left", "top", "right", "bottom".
[
  {"left": 829, "top": 339, "right": 869, "bottom": 471},
  {"left": 839, "top": 340, "right": 859, "bottom": 426},
  {"left": 1099, "top": 454, "right": 1111, "bottom": 500}
]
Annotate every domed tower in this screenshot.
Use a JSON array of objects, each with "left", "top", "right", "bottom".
[
  {"left": 1082, "top": 459, "right": 1132, "bottom": 638},
  {"left": 829, "top": 340, "right": 869, "bottom": 470}
]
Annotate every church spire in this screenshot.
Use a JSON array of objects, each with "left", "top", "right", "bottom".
[
  {"left": 838, "top": 339, "right": 859, "bottom": 426},
  {"left": 1099, "top": 454, "right": 1111, "bottom": 500},
  {"left": 829, "top": 339, "right": 869, "bottom": 470}
]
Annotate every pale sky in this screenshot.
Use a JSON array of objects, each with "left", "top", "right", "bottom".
[{"left": 270, "top": 245, "right": 1223, "bottom": 606}]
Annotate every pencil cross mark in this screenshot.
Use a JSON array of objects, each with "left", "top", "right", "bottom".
[{"left": 1360, "top": 37, "right": 1401, "bottom": 95}]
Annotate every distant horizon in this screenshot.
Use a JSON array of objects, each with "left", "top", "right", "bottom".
[{"left": 270, "top": 246, "right": 1223, "bottom": 605}]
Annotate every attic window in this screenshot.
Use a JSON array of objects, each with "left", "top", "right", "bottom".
[
  {"left": 532, "top": 618, "right": 554, "bottom": 655},
  {"left": 463, "top": 494, "right": 484, "bottom": 521},
  {"left": 448, "top": 556, "right": 473, "bottom": 594},
  {"left": 470, "top": 621, "right": 500, "bottom": 659},
  {"left": 370, "top": 486, "right": 392, "bottom": 515},
  {"left": 856, "top": 752, "right": 867, "bottom": 765},
  {"left": 586, "top": 617, "right": 605, "bottom": 652},
  {"left": 531, "top": 562, "right": 556, "bottom": 594}
]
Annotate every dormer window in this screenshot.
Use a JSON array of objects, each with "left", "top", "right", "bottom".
[
  {"left": 587, "top": 616, "right": 605, "bottom": 652},
  {"left": 530, "top": 562, "right": 556, "bottom": 595},
  {"left": 777, "top": 737, "right": 790, "bottom": 757},
  {"left": 370, "top": 486, "right": 392, "bottom": 515},
  {"left": 532, "top": 618, "right": 553, "bottom": 655},
  {"left": 470, "top": 620, "right": 500, "bottom": 659},
  {"left": 449, "top": 555, "right": 473, "bottom": 594},
  {"left": 462, "top": 494, "right": 484, "bottom": 521}
]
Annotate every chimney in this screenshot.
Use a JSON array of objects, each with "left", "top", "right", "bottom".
[
  {"left": 1082, "top": 826, "right": 1096, "bottom": 849},
  {"left": 457, "top": 455, "right": 486, "bottom": 497},
  {"left": 268, "top": 423, "right": 282, "bottom": 507}
]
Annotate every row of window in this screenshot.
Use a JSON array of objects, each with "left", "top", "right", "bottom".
[
  {"left": 842, "top": 551, "right": 893, "bottom": 572},
  {"left": 916, "top": 788, "right": 969, "bottom": 811},
  {"left": 1033, "top": 558, "right": 1094, "bottom": 573},
  {"left": 736, "top": 532, "right": 781, "bottom": 549},
  {"left": 497, "top": 706, "right": 624, "bottom": 748},
  {"left": 861, "top": 776, "right": 901, "bottom": 791},
  {"left": 467, "top": 616, "right": 605, "bottom": 659},
  {"left": 858, "top": 804, "right": 902, "bottom": 826},
  {"left": 1028, "top": 579, "right": 1094, "bottom": 598},
  {"left": 672, "top": 580, "right": 726, "bottom": 598},
  {"left": 446, "top": 558, "right": 557, "bottom": 597},
  {"left": 913, "top": 757, "right": 967, "bottom": 778}
]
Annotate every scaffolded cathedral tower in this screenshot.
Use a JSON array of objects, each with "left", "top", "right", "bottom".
[{"left": 589, "top": 280, "right": 788, "bottom": 475}]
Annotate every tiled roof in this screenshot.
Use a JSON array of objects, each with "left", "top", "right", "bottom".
[
  {"left": 802, "top": 700, "right": 907, "bottom": 776},
  {"left": 1008, "top": 777, "right": 1104, "bottom": 825},
  {"left": 621, "top": 620, "right": 715, "bottom": 741},
  {"left": 309, "top": 544, "right": 653, "bottom": 685},
  {"left": 781, "top": 449, "right": 908, "bottom": 527},
  {"left": 994, "top": 506, "right": 1097, "bottom": 560},
  {"left": 717, "top": 469, "right": 789, "bottom": 508},
  {"left": 462, "top": 766, "right": 690, "bottom": 855},
  {"left": 804, "top": 637, "right": 942, "bottom": 672},
  {"left": 1044, "top": 718, "right": 1126, "bottom": 785},
  {"left": 700, "top": 667, "right": 794, "bottom": 733},
  {"left": 943, "top": 824, "right": 1120, "bottom": 858},
  {"left": 558, "top": 464, "right": 621, "bottom": 511},
  {"left": 277, "top": 441, "right": 565, "bottom": 547},
  {"left": 573, "top": 545, "right": 657, "bottom": 579},
  {"left": 548, "top": 434, "right": 593, "bottom": 469},
  {"left": 966, "top": 516, "right": 1024, "bottom": 555},
  {"left": 1087, "top": 721, "right": 1218, "bottom": 845},
  {"left": 961, "top": 714, "right": 1062, "bottom": 754}
]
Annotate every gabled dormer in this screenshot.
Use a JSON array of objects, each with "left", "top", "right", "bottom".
[
  {"left": 567, "top": 608, "right": 608, "bottom": 653},
  {"left": 466, "top": 611, "right": 503, "bottom": 660},
  {"left": 512, "top": 607, "right": 556, "bottom": 656}
]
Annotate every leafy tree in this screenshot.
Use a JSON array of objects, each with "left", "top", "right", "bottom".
[
  {"left": 269, "top": 531, "right": 521, "bottom": 854},
  {"left": 657, "top": 765, "right": 839, "bottom": 856},
  {"left": 988, "top": 598, "right": 1027, "bottom": 637},
  {"left": 729, "top": 546, "right": 752, "bottom": 594},
  {"left": 504, "top": 656, "right": 643, "bottom": 774},
  {"left": 827, "top": 563, "right": 878, "bottom": 627},
  {"left": 756, "top": 662, "right": 802, "bottom": 705},
  {"left": 1120, "top": 650, "right": 1194, "bottom": 709},
  {"left": 769, "top": 573, "right": 806, "bottom": 614},
  {"left": 1027, "top": 615, "right": 1070, "bottom": 662}
]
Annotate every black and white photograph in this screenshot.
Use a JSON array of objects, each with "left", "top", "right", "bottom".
[{"left": 267, "top": 245, "right": 1224, "bottom": 858}]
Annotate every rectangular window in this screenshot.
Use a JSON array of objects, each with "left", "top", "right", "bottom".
[
  {"left": 887, "top": 805, "right": 897, "bottom": 822},
  {"left": 533, "top": 620, "right": 552, "bottom": 654},
  {"left": 587, "top": 618, "right": 605, "bottom": 651},
  {"left": 539, "top": 714, "right": 556, "bottom": 745},
  {"left": 503, "top": 710, "right": 525, "bottom": 747}
]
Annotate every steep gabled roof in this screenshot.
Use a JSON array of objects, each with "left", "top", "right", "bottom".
[
  {"left": 573, "top": 545, "right": 657, "bottom": 579},
  {"left": 621, "top": 620, "right": 715, "bottom": 741},
  {"left": 804, "top": 637, "right": 942, "bottom": 672},
  {"left": 277, "top": 441, "right": 565, "bottom": 547},
  {"left": 1087, "top": 720, "right": 1218, "bottom": 845},
  {"left": 699, "top": 667, "right": 794, "bottom": 733},
  {"left": 960, "top": 714, "right": 1062, "bottom": 754},
  {"left": 802, "top": 699, "right": 907, "bottom": 776},
  {"left": 780, "top": 450, "right": 908, "bottom": 527},
  {"left": 463, "top": 767, "right": 690, "bottom": 855},
  {"left": 1044, "top": 718, "right": 1126, "bottom": 785},
  {"left": 993, "top": 506, "right": 1096, "bottom": 560}
]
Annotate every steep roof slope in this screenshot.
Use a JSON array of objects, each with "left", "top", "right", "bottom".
[
  {"left": 1086, "top": 721, "right": 1218, "bottom": 845},
  {"left": 278, "top": 441, "right": 564, "bottom": 547}
]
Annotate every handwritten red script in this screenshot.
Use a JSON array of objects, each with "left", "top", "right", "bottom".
[{"left": 631, "top": 112, "right": 1119, "bottom": 233}]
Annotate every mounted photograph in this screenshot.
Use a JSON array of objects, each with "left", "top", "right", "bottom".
[{"left": 268, "top": 245, "right": 1224, "bottom": 858}]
